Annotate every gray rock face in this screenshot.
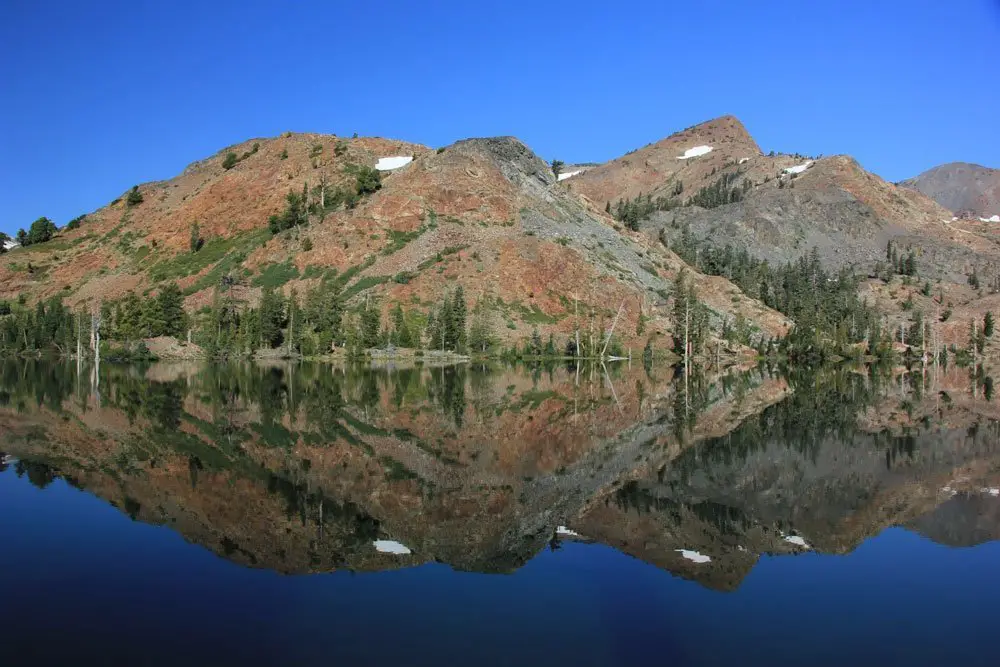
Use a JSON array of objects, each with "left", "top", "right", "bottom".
[
  {"left": 901, "top": 162, "right": 1000, "bottom": 218},
  {"left": 647, "top": 186, "right": 886, "bottom": 272}
]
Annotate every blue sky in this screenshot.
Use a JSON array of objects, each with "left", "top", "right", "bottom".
[{"left": 2, "top": 0, "right": 998, "bottom": 235}]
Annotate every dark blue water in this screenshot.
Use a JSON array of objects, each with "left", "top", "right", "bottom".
[{"left": 3, "top": 466, "right": 999, "bottom": 667}]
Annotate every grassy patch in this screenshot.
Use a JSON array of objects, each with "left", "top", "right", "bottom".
[
  {"left": 252, "top": 259, "right": 300, "bottom": 289},
  {"left": 341, "top": 275, "right": 390, "bottom": 300},
  {"left": 150, "top": 230, "right": 267, "bottom": 285},
  {"left": 381, "top": 226, "right": 429, "bottom": 256},
  {"left": 517, "top": 302, "right": 560, "bottom": 324},
  {"left": 302, "top": 265, "right": 338, "bottom": 281}
]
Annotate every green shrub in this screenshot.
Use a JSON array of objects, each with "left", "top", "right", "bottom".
[
  {"left": 126, "top": 186, "right": 144, "bottom": 207},
  {"left": 222, "top": 152, "right": 238, "bottom": 169},
  {"left": 355, "top": 165, "right": 382, "bottom": 195}
]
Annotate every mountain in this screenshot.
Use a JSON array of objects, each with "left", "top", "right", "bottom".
[
  {"left": 0, "top": 130, "right": 788, "bottom": 353},
  {"left": 558, "top": 116, "right": 1000, "bottom": 361},
  {"left": 566, "top": 116, "right": 971, "bottom": 278},
  {"left": 900, "top": 162, "right": 1000, "bottom": 220},
  {"left": 4, "top": 115, "right": 1000, "bottom": 361}
]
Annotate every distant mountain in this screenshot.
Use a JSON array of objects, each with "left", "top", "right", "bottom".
[{"left": 900, "top": 162, "right": 1000, "bottom": 219}]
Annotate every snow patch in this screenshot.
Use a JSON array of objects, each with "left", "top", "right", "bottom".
[
  {"left": 783, "top": 535, "right": 811, "bottom": 549},
  {"left": 783, "top": 161, "right": 813, "bottom": 175},
  {"left": 678, "top": 145, "right": 713, "bottom": 160},
  {"left": 375, "top": 156, "right": 413, "bottom": 171},
  {"left": 556, "top": 526, "right": 581, "bottom": 537},
  {"left": 557, "top": 170, "right": 582, "bottom": 181},
  {"left": 373, "top": 540, "right": 412, "bottom": 555},
  {"left": 981, "top": 487, "right": 1000, "bottom": 497},
  {"left": 941, "top": 486, "right": 958, "bottom": 496},
  {"left": 676, "top": 549, "right": 711, "bottom": 563},
  {"left": 738, "top": 157, "right": 750, "bottom": 164},
  {"left": 2, "top": 240, "right": 18, "bottom": 251},
  {"left": 979, "top": 215, "right": 1000, "bottom": 223},
  {"left": 952, "top": 217, "right": 958, "bottom": 221}
]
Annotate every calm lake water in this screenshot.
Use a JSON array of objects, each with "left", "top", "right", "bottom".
[{"left": 2, "top": 359, "right": 999, "bottom": 666}]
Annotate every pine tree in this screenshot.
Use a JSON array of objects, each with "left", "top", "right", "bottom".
[
  {"left": 157, "top": 282, "right": 186, "bottom": 337},
  {"left": 985, "top": 311, "right": 995, "bottom": 339},
  {"left": 468, "top": 310, "right": 495, "bottom": 353},
  {"left": 286, "top": 288, "right": 301, "bottom": 355},
  {"left": 451, "top": 286, "right": 467, "bottom": 352},
  {"left": 259, "top": 286, "right": 283, "bottom": 348},
  {"left": 360, "top": 299, "right": 381, "bottom": 348},
  {"left": 530, "top": 327, "right": 542, "bottom": 356},
  {"left": 391, "top": 304, "right": 413, "bottom": 347},
  {"left": 189, "top": 223, "right": 202, "bottom": 252}
]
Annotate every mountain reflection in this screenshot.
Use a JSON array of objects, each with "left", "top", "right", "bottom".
[{"left": 2, "top": 359, "right": 1000, "bottom": 590}]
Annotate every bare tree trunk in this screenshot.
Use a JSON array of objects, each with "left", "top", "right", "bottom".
[
  {"left": 684, "top": 297, "right": 691, "bottom": 378},
  {"left": 574, "top": 296, "right": 580, "bottom": 359},
  {"left": 601, "top": 299, "right": 626, "bottom": 359}
]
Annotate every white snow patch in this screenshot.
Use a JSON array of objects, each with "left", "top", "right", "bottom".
[
  {"left": 738, "top": 157, "right": 750, "bottom": 164},
  {"left": 979, "top": 215, "right": 1000, "bottom": 223},
  {"left": 678, "top": 145, "right": 713, "bottom": 160},
  {"left": 676, "top": 549, "right": 711, "bottom": 563},
  {"left": 373, "top": 540, "right": 412, "bottom": 555},
  {"left": 557, "top": 170, "right": 582, "bottom": 181},
  {"left": 556, "top": 526, "right": 581, "bottom": 537},
  {"left": 941, "top": 486, "right": 958, "bottom": 496},
  {"left": 783, "top": 535, "right": 811, "bottom": 549},
  {"left": 981, "top": 487, "right": 1000, "bottom": 497},
  {"left": 783, "top": 161, "right": 813, "bottom": 175},
  {"left": 2, "top": 240, "right": 18, "bottom": 251},
  {"left": 952, "top": 216, "right": 958, "bottom": 222},
  {"left": 375, "top": 156, "right": 413, "bottom": 171}
]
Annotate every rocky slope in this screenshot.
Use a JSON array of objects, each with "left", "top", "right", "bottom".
[
  {"left": 901, "top": 162, "right": 1000, "bottom": 219},
  {"left": 0, "top": 130, "right": 789, "bottom": 352}
]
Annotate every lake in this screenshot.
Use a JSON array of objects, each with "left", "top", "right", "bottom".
[{"left": 2, "top": 359, "right": 999, "bottom": 666}]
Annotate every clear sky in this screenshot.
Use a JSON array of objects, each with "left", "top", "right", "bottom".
[{"left": 2, "top": 0, "right": 998, "bottom": 235}]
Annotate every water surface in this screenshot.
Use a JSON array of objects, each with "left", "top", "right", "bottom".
[{"left": 1, "top": 360, "right": 999, "bottom": 666}]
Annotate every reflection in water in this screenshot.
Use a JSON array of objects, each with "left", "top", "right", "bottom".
[{"left": 2, "top": 359, "right": 1000, "bottom": 587}]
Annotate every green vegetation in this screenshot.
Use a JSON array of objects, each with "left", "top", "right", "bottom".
[
  {"left": 16, "top": 217, "right": 58, "bottom": 247},
  {"left": 611, "top": 182, "right": 683, "bottom": 230},
  {"left": 551, "top": 159, "right": 564, "bottom": 178},
  {"left": 189, "top": 223, "right": 203, "bottom": 253},
  {"left": 668, "top": 228, "right": 884, "bottom": 363},
  {"left": 148, "top": 230, "right": 267, "bottom": 285},
  {"left": 222, "top": 152, "right": 238, "bottom": 169},
  {"left": 880, "top": 241, "right": 917, "bottom": 278},
  {"left": 252, "top": 260, "right": 300, "bottom": 289},
  {"left": 424, "top": 286, "right": 468, "bottom": 352},
  {"left": 268, "top": 187, "right": 309, "bottom": 234},
  {"left": 354, "top": 165, "right": 382, "bottom": 196},
  {"left": 126, "top": 186, "right": 144, "bottom": 207},
  {"left": 686, "top": 171, "right": 749, "bottom": 209}
]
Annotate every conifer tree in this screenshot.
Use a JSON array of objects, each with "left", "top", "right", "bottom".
[{"left": 259, "top": 286, "right": 284, "bottom": 348}]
